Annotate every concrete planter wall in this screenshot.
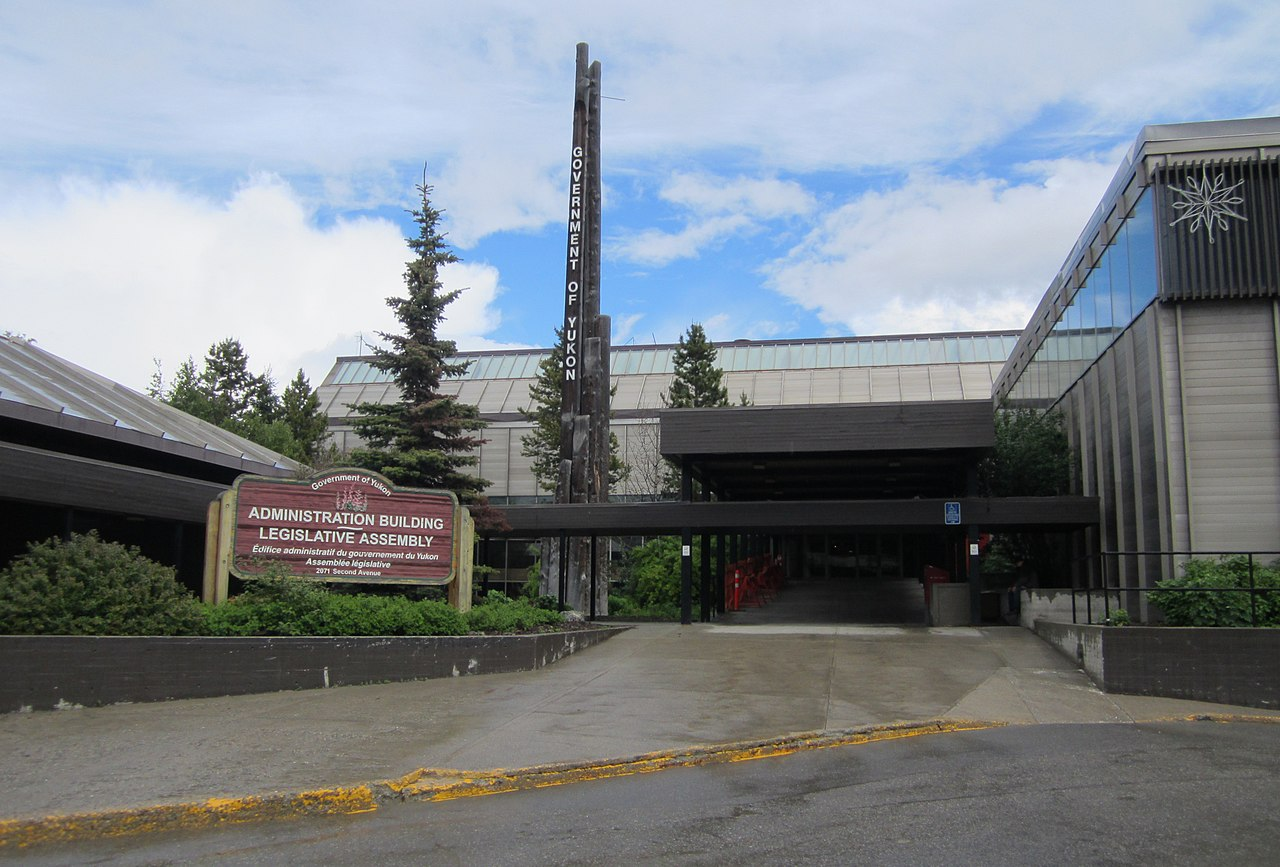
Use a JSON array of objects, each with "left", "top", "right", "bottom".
[
  {"left": 0, "top": 627, "right": 628, "bottom": 713},
  {"left": 1035, "top": 619, "right": 1278, "bottom": 710},
  {"left": 1018, "top": 588, "right": 1120, "bottom": 629}
]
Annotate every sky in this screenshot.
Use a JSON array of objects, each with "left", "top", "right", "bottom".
[{"left": 2, "top": 1, "right": 1278, "bottom": 395}]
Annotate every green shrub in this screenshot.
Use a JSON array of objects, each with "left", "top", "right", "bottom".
[
  {"left": 205, "top": 572, "right": 466, "bottom": 636},
  {"left": 1150, "top": 556, "right": 1280, "bottom": 627},
  {"left": 205, "top": 572, "right": 331, "bottom": 635},
  {"left": 623, "top": 537, "right": 683, "bottom": 609},
  {"left": 464, "top": 591, "right": 563, "bottom": 633},
  {"left": 1105, "top": 608, "right": 1131, "bottom": 626},
  {"left": 0, "top": 532, "right": 204, "bottom": 635},
  {"left": 607, "top": 594, "right": 680, "bottom": 621}
]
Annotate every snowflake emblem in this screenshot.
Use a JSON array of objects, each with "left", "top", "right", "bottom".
[{"left": 1168, "top": 172, "right": 1247, "bottom": 244}]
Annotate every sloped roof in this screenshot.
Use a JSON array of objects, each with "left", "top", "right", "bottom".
[{"left": 0, "top": 336, "right": 298, "bottom": 477}]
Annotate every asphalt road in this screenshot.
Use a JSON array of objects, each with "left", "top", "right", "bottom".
[{"left": 12, "top": 720, "right": 1279, "bottom": 866}]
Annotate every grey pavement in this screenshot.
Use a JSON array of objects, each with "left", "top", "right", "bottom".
[{"left": 2, "top": 613, "right": 1276, "bottom": 825}]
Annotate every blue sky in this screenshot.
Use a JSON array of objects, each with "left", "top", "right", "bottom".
[{"left": 2, "top": 1, "right": 1278, "bottom": 392}]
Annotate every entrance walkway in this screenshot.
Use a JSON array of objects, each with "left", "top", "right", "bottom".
[
  {"left": 723, "top": 577, "right": 928, "bottom": 625},
  {"left": 2, "top": 623, "right": 1273, "bottom": 825}
]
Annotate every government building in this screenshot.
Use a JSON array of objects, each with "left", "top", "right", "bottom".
[
  {"left": 317, "top": 116, "right": 1280, "bottom": 621},
  {"left": 3, "top": 117, "right": 1276, "bottom": 625}
]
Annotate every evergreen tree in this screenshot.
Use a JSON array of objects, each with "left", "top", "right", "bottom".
[
  {"left": 346, "top": 177, "right": 495, "bottom": 520},
  {"left": 519, "top": 329, "right": 628, "bottom": 494},
  {"left": 156, "top": 340, "right": 328, "bottom": 466},
  {"left": 281, "top": 369, "right": 333, "bottom": 463},
  {"left": 667, "top": 323, "right": 729, "bottom": 408}
]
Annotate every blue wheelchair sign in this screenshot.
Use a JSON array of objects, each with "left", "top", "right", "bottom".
[{"left": 944, "top": 501, "right": 962, "bottom": 525}]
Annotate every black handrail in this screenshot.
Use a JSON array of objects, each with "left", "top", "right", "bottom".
[{"left": 1071, "top": 550, "right": 1280, "bottom": 625}]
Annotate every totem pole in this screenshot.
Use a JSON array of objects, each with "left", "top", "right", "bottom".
[{"left": 547, "top": 43, "right": 610, "bottom": 615}]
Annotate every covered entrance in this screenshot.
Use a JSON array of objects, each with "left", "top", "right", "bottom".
[{"left": 496, "top": 400, "right": 1097, "bottom": 626}]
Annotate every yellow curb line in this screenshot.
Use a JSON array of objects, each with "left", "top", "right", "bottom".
[
  {"left": 385, "top": 719, "right": 1004, "bottom": 802},
  {"left": 0, "top": 785, "right": 378, "bottom": 851},
  {"left": 0, "top": 720, "right": 993, "bottom": 850},
  {"left": 7, "top": 714, "right": 1275, "bottom": 850}
]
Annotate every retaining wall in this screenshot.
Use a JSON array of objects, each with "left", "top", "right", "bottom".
[
  {"left": 0, "top": 627, "right": 628, "bottom": 713},
  {"left": 1034, "top": 619, "right": 1278, "bottom": 710}
]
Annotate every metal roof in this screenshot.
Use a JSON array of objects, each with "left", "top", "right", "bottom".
[
  {"left": 0, "top": 336, "right": 299, "bottom": 476},
  {"left": 318, "top": 331, "right": 1019, "bottom": 421}
]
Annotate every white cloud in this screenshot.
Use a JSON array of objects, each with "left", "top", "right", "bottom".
[
  {"left": 2, "top": 1, "right": 1278, "bottom": 245},
  {"left": 612, "top": 173, "right": 816, "bottom": 265},
  {"left": 0, "top": 174, "right": 509, "bottom": 391},
  {"left": 764, "top": 157, "right": 1118, "bottom": 334},
  {"left": 661, "top": 174, "right": 817, "bottom": 219},
  {"left": 613, "top": 214, "right": 755, "bottom": 266}
]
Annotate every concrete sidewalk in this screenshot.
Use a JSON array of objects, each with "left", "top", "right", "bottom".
[{"left": 2, "top": 622, "right": 1276, "bottom": 829}]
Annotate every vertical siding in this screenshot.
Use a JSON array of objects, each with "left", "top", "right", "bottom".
[
  {"left": 1066, "top": 299, "right": 1280, "bottom": 586},
  {"left": 1160, "top": 305, "right": 1193, "bottom": 550},
  {"left": 1060, "top": 306, "right": 1174, "bottom": 603},
  {"left": 1176, "top": 299, "right": 1280, "bottom": 550}
]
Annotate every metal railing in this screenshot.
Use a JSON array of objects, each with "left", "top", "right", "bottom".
[{"left": 1072, "top": 549, "right": 1280, "bottom": 626}]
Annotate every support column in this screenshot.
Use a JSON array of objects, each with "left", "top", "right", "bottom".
[
  {"left": 680, "top": 459, "right": 693, "bottom": 626},
  {"left": 715, "top": 532, "right": 726, "bottom": 615}
]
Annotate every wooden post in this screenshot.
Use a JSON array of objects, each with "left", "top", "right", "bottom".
[
  {"left": 449, "top": 506, "right": 475, "bottom": 613},
  {"left": 202, "top": 496, "right": 223, "bottom": 604}
]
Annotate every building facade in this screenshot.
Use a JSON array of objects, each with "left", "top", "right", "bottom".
[
  {"left": 318, "top": 331, "right": 1019, "bottom": 504},
  {"left": 319, "top": 116, "right": 1280, "bottom": 614},
  {"left": 993, "top": 117, "right": 1280, "bottom": 607}
]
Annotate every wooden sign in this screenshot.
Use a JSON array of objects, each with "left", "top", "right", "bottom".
[{"left": 229, "top": 470, "right": 457, "bottom": 585}]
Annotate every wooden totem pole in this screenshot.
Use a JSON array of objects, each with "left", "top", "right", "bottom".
[{"left": 546, "top": 43, "right": 611, "bottom": 615}]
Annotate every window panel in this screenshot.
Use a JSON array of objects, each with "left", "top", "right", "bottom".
[{"left": 1127, "top": 191, "right": 1157, "bottom": 319}]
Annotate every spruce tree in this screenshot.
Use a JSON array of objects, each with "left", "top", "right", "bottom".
[
  {"left": 667, "top": 323, "right": 729, "bottom": 408},
  {"left": 280, "top": 370, "right": 333, "bottom": 464},
  {"left": 346, "top": 178, "right": 491, "bottom": 511}
]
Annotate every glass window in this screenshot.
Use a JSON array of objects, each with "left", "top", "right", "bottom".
[
  {"left": 759, "top": 345, "right": 776, "bottom": 369},
  {"left": 1068, "top": 291, "right": 1086, "bottom": 384},
  {"left": 801, "top": 344, "right": 817, "bottom": 368},
  {"left": 814, "top": 343, "right": 831, "bottom": 368},
  {"left": 1092, "top": 253, "right": 1113, "bottom": 354},
  {"left": 1109, "top": 224, "right": 1132, "bottom": 329},
  {"left": 1127, "top": 191, "right": 1157, "bottom": 318},
  {"left": 639, "top": 349, "right": 657, "bottom": 374},
  {"left": 858, "top": 341, "right": 875, "bottom": 366},
  {"left": 746, "top": 346, "right": 762, "bottom": 370},
  {"left": 872, "top": 341, "right": 887, "bottom": 365}
]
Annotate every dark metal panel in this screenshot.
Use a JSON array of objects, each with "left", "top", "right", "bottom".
[
  {"left": 659, "top": 400, "right": 994, "bottom": 457},
  {"left": 0, "top": 442, "right": 226, "bottom": 522},
  {"left": 1156, "top": 156, "right": 1280, "bottom": 301},
  {"left": 495, "top": 496, "right": 1098, "bottom": 536}
]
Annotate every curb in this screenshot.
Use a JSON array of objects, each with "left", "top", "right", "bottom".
[
  {"left": 7, "top": 714, "right": 1273, "bottom": 850},
  {"left": 0, "top": 719, "right": 1000, "bottom": 850}
]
